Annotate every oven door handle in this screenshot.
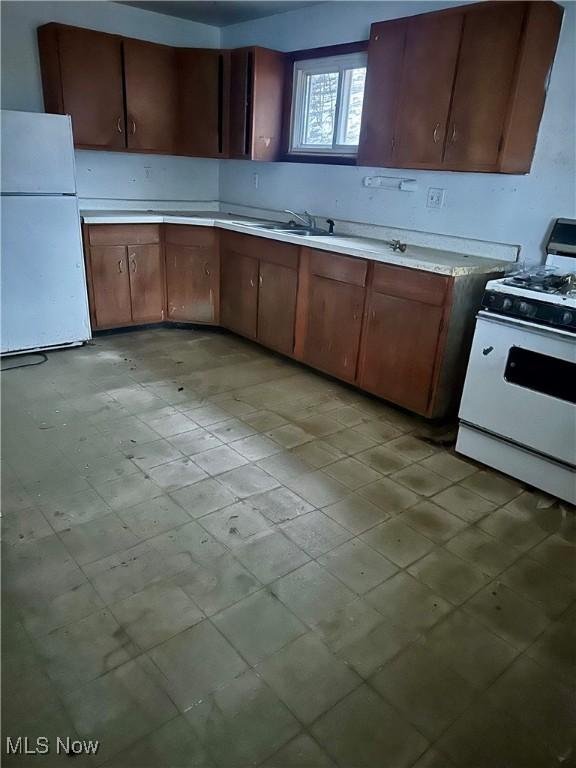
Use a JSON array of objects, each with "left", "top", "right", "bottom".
[{"left": 477, "top": 310, "right": 576, "bottom": 341}]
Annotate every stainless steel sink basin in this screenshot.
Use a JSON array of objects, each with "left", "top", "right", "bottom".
[{"left": 250, "top": 223, "right": 331, "bottom": 237}]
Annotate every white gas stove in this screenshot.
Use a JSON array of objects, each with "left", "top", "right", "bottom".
[{"left": 457, "top": 218, "right": 576, "bottom": 505}]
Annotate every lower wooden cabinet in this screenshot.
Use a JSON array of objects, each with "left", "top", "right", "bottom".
[
  {"left": 302, "top": 275, "right": 365, "bottom": 382},
  {"left": 296, "top": 249, "right": 367, "bottom": 382},
  {"left": 358, "top": 263, "right": 449, "bottom": 414},
  {"left": 220, "top": 231, "right": 299, "bottom": 353},
  {"left": 127, "top": 244, "right": 164, "bottom": 324},
  {"left": 220, "top": 248, "right": 259, "bottom": 339},
  {"left": 358, "top": 291, "right": 445, "bottom": 413},
  {"left": 257, "top": 260, "right": 298, "bottom": 355},
  {"left": 84, "top": 224, "right": 164, "bottom": 330},
  {"left": 164, "top": 226, "right": 219, "bottom": 323},
  {"left": 88, "top": 245, "right": 132, "bottom": 328},
  {"left": 83, "top": 224, "right": 491, "bottom": 418}
]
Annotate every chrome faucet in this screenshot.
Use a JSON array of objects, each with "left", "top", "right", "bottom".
[
  {"left": 389, "top": 239, "right": 407, "bottom": 253},
  {"left": 284, "top": 209, "right": 316, "bottom": 230}
]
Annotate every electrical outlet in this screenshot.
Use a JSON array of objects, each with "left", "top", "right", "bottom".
[
  {"left": 427, "top": 187, "right": 445, "bottom": 209},
  {"left": 144, "top": 166, "right": 152, "bottom": 180}
]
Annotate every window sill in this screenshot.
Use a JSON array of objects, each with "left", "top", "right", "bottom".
[{"left": 280, "top": 153, "right": 357, "bottom": 166}]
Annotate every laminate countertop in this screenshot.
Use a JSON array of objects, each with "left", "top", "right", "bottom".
[{"left": 80, "top": 210, "right": 512, "bottom": 277}]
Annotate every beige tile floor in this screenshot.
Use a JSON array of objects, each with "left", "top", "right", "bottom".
[{"left": 1, "top": 327, "right": 575, "bottom": 768}]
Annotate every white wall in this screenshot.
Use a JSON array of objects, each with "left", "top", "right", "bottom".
[
  {"left": 1, "top": 1, "right": 221, "bottom": 202},
  {"left": 221, "top": 1, "right": 576, "bottom": 263}
]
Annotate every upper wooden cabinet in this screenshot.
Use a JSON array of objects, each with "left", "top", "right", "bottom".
[
  {"left": 177, "top": 49, "right": 229, "bottom": 158},
  {"left": 123, "top": 39, "right": 179, "bottom": 154},
  {"left": 357, "top": 20, "right": 406, "bottom": 167},
  {"left": 393, "top": 12, "right": 462, "bottom": 166},
  {"left": 228, "top": 47, "right": 286, "bottom": 161},
  {"left": 443, "top": 3, "right": 524, "bottom": 169},
  {"left": 358, "top": 1, "right": 563, "bottom": 173},
  {"left": 38, "top": 24, "right": 125, "bottom": 149},
  {"left": 38, "top": 24, "right": 179, "bottom": 153},
  {"left": 38, "top": 23, "right": 285, "bottom": 160}
]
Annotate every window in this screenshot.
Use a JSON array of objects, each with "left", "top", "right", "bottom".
[{"left": 290, "top": 52, "right": 367, "bottom": 156}]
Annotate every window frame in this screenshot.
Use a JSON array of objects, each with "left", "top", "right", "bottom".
[{"left": 281, "top": 41, "right": 369, "bottom": 165}]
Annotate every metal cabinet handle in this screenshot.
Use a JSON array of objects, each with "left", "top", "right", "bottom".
[
  {"left": 129, "top": 118, "right": 136, "bottom": 135},
  {"left": 249, "top": 278, "right": 255, "bottom": 288},
  {"left": 118, "top": 259, "right": 124, "bottom": 273},
  {"left": 259, "top": 274, "right": 263, "bottom": 287},
  {"left": 450, "top": 124, "right": 457, "bottom": 144},
  {"left": 130, "top": 255, "right": 137, "bottom": 273},
  {"left": 433, "top": 122, "right": 440, "bottom": 144},
  {"left": 117, "top": 117, "right": 123, "bottom": 134},
  {"left": 204, "top": 264, "right": 211, "bottom": 277}
]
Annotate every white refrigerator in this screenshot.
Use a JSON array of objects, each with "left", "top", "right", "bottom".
[{"left": 1, "top": 110, "right": 91, "bottom": 355}]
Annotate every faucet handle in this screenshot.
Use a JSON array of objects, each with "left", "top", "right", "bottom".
[{"left": 326, "top": 219, "right": 335, "bottom": 234}]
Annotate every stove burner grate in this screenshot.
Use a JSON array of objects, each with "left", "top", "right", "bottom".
[{"left": 505, "top": 272, "right": 576, "bottom": 295}]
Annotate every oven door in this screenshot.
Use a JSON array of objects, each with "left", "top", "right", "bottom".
[{"left": 459, "top": 312, "right": 576, "bottom": 467}]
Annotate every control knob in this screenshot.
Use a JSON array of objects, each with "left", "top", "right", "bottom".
[
  {"left": 559, "top": 310, "right": 573, "bottom": 325},
  {"left": 502, "top": 297, "right": 513, "bottom": 311},
  {"left": 517, "top": 301, "right": 531, "bottom": 315}
]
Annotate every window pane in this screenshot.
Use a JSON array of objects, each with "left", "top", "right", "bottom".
[
  {"left": 342, "top": 67, "right": 366, "bottom": 145},
  {"left": 302, "top": 71, "right": 339, "bottom": 146}
]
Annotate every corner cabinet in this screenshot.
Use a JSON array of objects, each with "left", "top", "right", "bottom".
[
  {"left": 165, "top": 226, "right": 220, "bottom": 323},
  {"left": 228, "top": 47, "right": 286, "bottom": 161},
  {"left": 358, "top": 1, "right": 563, "bottom": 173},
  {"left": 38, "top": 23, "right": 285, "bottom": 160}
]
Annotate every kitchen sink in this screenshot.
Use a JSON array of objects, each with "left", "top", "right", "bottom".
[{"left": 247, "top": 222, "right": 332, "bottom": 237}]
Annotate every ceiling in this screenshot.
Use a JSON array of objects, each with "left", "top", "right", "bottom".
[{"left": 118, "top": 1, "right": 322, "bottom": 27}]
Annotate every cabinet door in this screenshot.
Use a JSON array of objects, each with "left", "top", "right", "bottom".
[
  {"left": 128, "top": 244, "right": 165, "bottom": 323},
  {"left": 394, "top": 12, "right": 462, "bottom": 166},
  {"left": 165, "top": 244, "right": 219, "bottom": 323},
  {"left": 229, "top": 49, "right": 251, "bottom": 158},
  {"left": 220, "top": 249, "right": 258, "bottom": 338},
  {"left": 359, "top": 292, "right": 444, "bottom": 414},
  {"left": 444, "top": 3, "right": 525, "bottom": 169},
  {"left": 39, "top": 25, "right": 125, "bottom": 149},
  {"left": 89, "top": 246, "right": 132, "bottom": 328},
  {"left": 257, "top": 261, "right": 298, "bottom": 355},
  {"left": 302, "top": 275, "right": 364, "bottom": 382},
  {"left": 251, "top": 48, "right": 286, "bottom": 161},
  {"left": 124, "top": 39, "right": 178, "bottom": 154},
  {"left": 177, "top": 49, "right": 227, "bottom": 157},
  {"left": 357, "top": 19, "right": 407, "bottom": 167}
]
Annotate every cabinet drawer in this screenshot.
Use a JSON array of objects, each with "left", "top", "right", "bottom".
[
  {"left": 221, "top": 230, "right": 298, "bottom": 268},
  {"left": 88, "top": 224, "right": 161, "bottom": 246},
  {"left": 372, "top": 263, "right": 449, "bottom": 306},
  {"left": 307, "top": 248, "right": 367, "bottom": 287},
  {"left": 164, "top": 224, "right": 217, "bottom": 247}
]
